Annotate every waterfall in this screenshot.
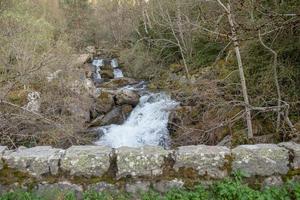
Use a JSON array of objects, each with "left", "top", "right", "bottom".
[
  {"left": 95, "top": 93, "right": 178, "bottom": 148},
  {"left": 111, "top": 58, "right": 118, "bottom": 68},
  {"left": 92, "top": 59, "right": 103, "bottom": 80},
  {"left": 113, "top": 68, "right": 124, "bottom": 78}
]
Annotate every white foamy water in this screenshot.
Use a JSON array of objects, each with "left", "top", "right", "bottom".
[
  {"left": 111, "top": 58, "right": 119, "bottom": 68},
  {"left": 113, "top": 68, "right": 124, "bottom": 78},
  {"left": 92, "top": 59, "right": 103, "bottom": 80},
  {"left": 92, "top": 59, "right": 103, "bottom": 67},
  {"left": 95, "top": 93, "right": 178, "bottom": 148}
]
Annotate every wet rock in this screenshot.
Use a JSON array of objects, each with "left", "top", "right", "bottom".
[
  {"left": 95, "top": 90, "right": 115, "bottom": 114},
  {"left": 262, "top": 176, "right": 283, "bottom": 189},
  {"left": 116, "top": 89, "right": 140, "bottom": 106},
  {"left": 116, "top": 146, "right": 169, "bottom": 178},
  {"left": 279, "top": 142, "right": 300, "bottom": 169},
  {"left": 153, "top": 179, "right": 184, "bottom": 193},
  {"left": 36, "top": 181, "right": 83, "bottom": 200},
  {"left": 232, "top": 144, "right": 289, "bottom": 177},
  {"left": 174, "top": 145, "right": 230, "bottom": 179},
  {"left": 61, "top": 145, "right": 112, "bottom": 177},
  {"left": 91, "top": 105, "right": 132, "bottom": 127},
  {"left": 0, "top": 146, "right": 7, "bottom": 170},
  {"left": 99, "top": 78, "right": 138, "bottom": 89},
  {"left": 3, "top": 146, "right": 64, "bottom": 177},
  {"left": 125, "top": 181, "right": 151, "bottom": 193},
  {"left": 100, "top": 69, "right": 114, "bottom": 79},
  {"left": 87, "top": 182, "right": 116, "bottom": 192}
]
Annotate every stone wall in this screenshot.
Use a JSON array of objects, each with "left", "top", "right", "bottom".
[{"left": 0, "top": 143, "right": 300, "bottom": 194}]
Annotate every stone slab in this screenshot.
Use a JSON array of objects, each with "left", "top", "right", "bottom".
[
  {"left": 174, "top": 145, "right": 231, "bottom": 179},
  {"left": 3, "top": 146, "right": 64, "bottom": 177},
  {"left": 232, "top": 144, "right": 289, "bottom": 176},
  {"left": 116, "top": 146, "right": 169, "bottom": 178},
  {"left": 279, "top": 142, "right": 300, "bottom": 169},
  {"left": 61, "top": 145, "right": 112, "bottom": 177}
]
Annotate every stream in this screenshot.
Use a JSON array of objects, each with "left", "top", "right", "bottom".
[{"left": 91, "top": 58, "right": 178, "bottom": 148}]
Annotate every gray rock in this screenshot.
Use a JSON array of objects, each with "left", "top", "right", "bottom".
[
  {"left": 3, "top": 146, "right": 64, "bottom": 177},
  {"left": 262, "top": 176, "right": 283, "bottom": 189},
  {"left": 116, "top": 146, "right": 169, "bottom": 178},
  {"left": 116, "top": 89, "right": 140, "bottom": 106},
  {"left": 232, "top": 144, "right": 289, "bottom": 177},
  {"left": 94, "top": 89, "right": 115, "bottom": 114},
  {"left": 36, "top": 181, "right": 83, "bottom": 200},
  {"left": 0, "top": 146, "right": 7, "bottom": 170},
  {"left": 95, "top": 105, "right": 132, "bottom": 127},
  {"left": 279, "top": 142, "right": 300, "bottom": 169},
  {"left": 100, "top": 69, "right": 114, "bottom": 79},
  {"left": 153, "top": 179, "right": 184, "bottom": 193},
  {"left": 61, "top": 146, "right": 112, "bottom": 177},
  {"left": 174, "top": 145, "right": 230, "bottom": 179},
  {"left": 99, "top": 78, "right": 138, "bottom": 89},
  {"left": 125, "top": 181, "right": 151, "bottom": 193},
  {"left": 217, "top": 135, "right": 232, "bottom": 148},
  {"left": 87, "top": 182, "right": 116, "bottom": 192}
]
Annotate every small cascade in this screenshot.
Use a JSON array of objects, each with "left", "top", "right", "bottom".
[
  {"left": 92, "top": 59, "right": 103, "bottom": 81},
  {"left": 111, "top": 58, "right": 118, "bottom": 68},
  {"left": 95, "top": 93, "right": 178, "bottom": 148},
  {"left": 113, "top": 68, "right": 124, "bottom": 78}
]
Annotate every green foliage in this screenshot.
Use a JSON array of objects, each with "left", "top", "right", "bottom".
[
  {"left": 192, "top": 37, "right": 224, "bottom": 67},
  {"left": 2, "top": 176, "right": 300, "bottom": 200}
]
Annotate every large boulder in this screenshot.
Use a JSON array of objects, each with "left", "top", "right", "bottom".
[
  {"left": 116, "top": 146, "right": 169, "bottom": 178},
  {"left": 115, "top": 89, "right": 140, "bottom": 106},
  {"left": 95, "top": 90, "right": 115, "bottom": 114},
  {"left": 100, "top": 69, "right": 114, "bottom": 79},
  {"left": 232, "top": 144, "right": 289, "bottom": 177},
  {"left": 0, "top": 146, "right": 7, "bottom": 170},
  {"left": 99, "top": 78, "right": 138, "bottom": 89},
  {"left": 89, "top": 105, "right": 132, "bottom": 127},
  {"left": 279, "top": 142, "right": 300, "bottom": 169},
  {"left": 61, "top": 145, "right": 112, "bottom": 177},
  {"left": 2, "top": 146, "right": 64, "bottom": 177},
  {"left": 173, "top": 145, "right": 231, "bottom": 179}
]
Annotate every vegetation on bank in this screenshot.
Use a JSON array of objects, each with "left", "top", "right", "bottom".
[{"left": 1, "top": 175, "right": 300, "bottom": 200}]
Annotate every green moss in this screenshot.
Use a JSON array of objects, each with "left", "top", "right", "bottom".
[{"left": 0, "top": 165, "right": 35, "bottom": 186}]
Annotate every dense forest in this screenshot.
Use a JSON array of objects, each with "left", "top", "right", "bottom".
[{"left": 0, "top": 0, "right": 299, "bottom": 148}]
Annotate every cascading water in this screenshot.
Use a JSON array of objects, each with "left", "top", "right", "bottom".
[
  {"left": 92, "top": 59, "right": 103, "bottom": 81},
  {"left": 111, "top": 58, "right": 118, "bottom": 68},
  {"left": 95, "top": 92, "right": 178, "bottom": 148},
  {"left": 113, "top": 68, "right": 124, "bottom": 78}
]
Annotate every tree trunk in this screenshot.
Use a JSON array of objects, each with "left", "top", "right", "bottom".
[{"left": 225, "top": 2, "right": 254, "bottom": 139}]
